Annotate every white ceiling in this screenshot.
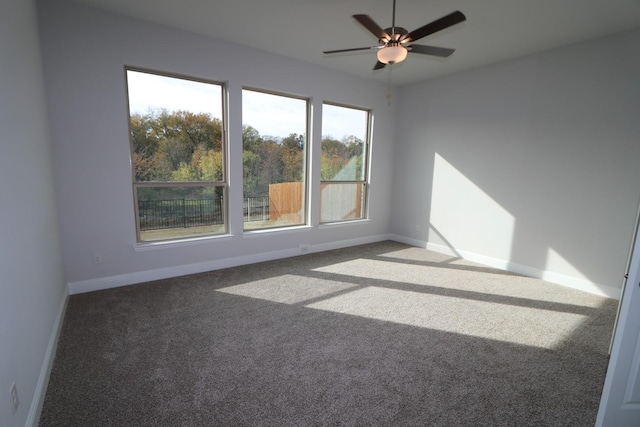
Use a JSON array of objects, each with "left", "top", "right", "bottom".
[{"left": 70, "top": 0, "right": 640, "bottom": 86}]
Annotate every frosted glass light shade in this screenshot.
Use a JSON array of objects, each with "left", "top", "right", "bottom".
[{"left": 377, "top": 45, "right": 408, "bottom": 64}]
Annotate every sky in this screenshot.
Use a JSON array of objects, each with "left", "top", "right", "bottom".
[{"left": 126, "top": 70, "right": 367, "bottom": 141}]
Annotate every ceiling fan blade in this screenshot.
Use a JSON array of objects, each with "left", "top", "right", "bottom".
[
  {"left": 403, "top": 11, "right": 466, "bottom": 43},
  {"left": 353, "top": 14, "right": 390, "bottom": 41},
  {"left": 373, "top": 61, "right": 386, "bottom": 70},
  {"left": 408, "top": 44, "right": 455, "bottom": 57},
  {"left": 323, "top": 46, "right": 378, "bottom": 54}
]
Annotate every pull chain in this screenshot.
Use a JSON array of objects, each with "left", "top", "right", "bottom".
[{"left": 386, "top": 65, "right": 393, "bottom": 106}]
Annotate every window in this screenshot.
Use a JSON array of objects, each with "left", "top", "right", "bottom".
[
  {"left": 320, "top": 103, "right": 370, "bottom": 223},
  {"left": 126, "top": 68, "right": 227, "bottom": 242},
  {"left": 242, "top": 89, "right": 308, "bottom": 231}
]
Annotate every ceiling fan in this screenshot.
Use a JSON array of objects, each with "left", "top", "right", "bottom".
[{"left": 323, "top": 0, "right": 466, "bottom": 70}]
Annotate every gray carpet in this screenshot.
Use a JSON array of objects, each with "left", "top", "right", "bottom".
[{"left": 40, "top": 241, "right": 617, "bottom": 426}]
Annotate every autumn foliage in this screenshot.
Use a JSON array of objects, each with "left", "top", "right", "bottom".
[{"left": 130, "top": 109, "right": 364, "bottom": 199}]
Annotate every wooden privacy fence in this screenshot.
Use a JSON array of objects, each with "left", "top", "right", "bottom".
[
  {"left": 269, "top": 181, "right": 364, "bottom": 223},
  {"left": 269, "top": 181, "right": 303, "bottom": 222},
  {"left": 319, "top": 182, "right": 363, "bottom": 222}
]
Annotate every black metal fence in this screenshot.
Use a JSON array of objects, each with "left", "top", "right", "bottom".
[
  {"left": 138, "top": 197, "right": 224, "bottom": 231},
  {"left": 138, "top": 196, "right": 269, "bottom": 231},
  {"left": 244, "top": 196, "right": 269, "bottom": 222}
]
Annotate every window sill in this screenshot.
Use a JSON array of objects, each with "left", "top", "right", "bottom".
[
  {"left": 243, "top": 224, "right": 313, "bottom": 238},
  {"left": 133, "top": 233, "right": 234, "bottom": 252},
  {"left": 318, "top": 218, "right": 370, "bottom": 229}
]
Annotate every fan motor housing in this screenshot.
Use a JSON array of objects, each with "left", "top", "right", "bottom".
[{"left": 382, "top": 27, "right": 408, "bottom": 42}]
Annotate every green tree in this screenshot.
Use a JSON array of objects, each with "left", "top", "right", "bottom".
[
  {"left": 173, "top": 110, "right": 223, "bottom": 151},
  {"left": 194, "top": 147, "right": 224, "bottom": 182},
  {"left": 281, "top": 133, "right": 304, "bottom": 183},
  {"left": 171, "top": 162, "right": 197, "bottom": 181},
  {"left": 242, "top": 125, "right": 263, "bottom": 153},
  {"left": 159, "top": 137, "right": 193, "bottom": 172},
  {"left": 130, "top": 109, "right": 223, "bottom": 183},
  {"left": 243, "top": 150, "right": 261, "bottom": 197},
  {"left": 321, "top": 137, "right": 349, "bottom": 180},
  {"left": 255, "top": 141, "right": 284, "bottom": 193},
  {"left": 320, "top": 135, "right": 365, "bottom": 180},
  {"left": 130, "top": 114, "right": 158, "bottom": 157},
  {"left": 282, "top": 133, "right": 304, "bottom": 150}
]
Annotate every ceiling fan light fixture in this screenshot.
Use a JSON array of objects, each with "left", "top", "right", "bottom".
[
  {"left": 377, "top": 45, "right": 407, "bottom": 64},
  {"left": 324, "top": 6, "right": 465, "bottom": 71}
]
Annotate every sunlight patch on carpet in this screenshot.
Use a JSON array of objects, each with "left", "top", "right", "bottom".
[
  {"left": 216, "top": 275, "right": 358, "bottom": 304},
  {"left": 312, "top": 258, "right": 604, "bottom": 308},
  {"left": 305, "top": 286, "right": 587, "bottom": 349}
]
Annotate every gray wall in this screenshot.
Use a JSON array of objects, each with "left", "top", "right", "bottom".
[
  {"left": 38, "top": 0, "right": 396, "bottom": 292},
  {"left": 391, "top": 28, "right": 640, "bottom": 297},
  {"left": 4, "top": 1, "right": 638, "bottom": 423},
  {"left": 0, "top": 0, "right": 67, "bottom": 425}
]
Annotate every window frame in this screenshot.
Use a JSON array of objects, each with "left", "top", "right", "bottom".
[
  {"left": 241, "top": 86, "right": 311, "bottom": 232},
  {"left": 319, "top": 101, "right": 372, "bottom": 224},
  {"left": 125, "top": 66, "right": 229, "bottom": 243}
]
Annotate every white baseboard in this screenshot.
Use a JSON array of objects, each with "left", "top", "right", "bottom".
[
  {"left": 388, "top": 234, "right": 622, "bottom": 299},
  {"left": 388, "top": 234, "right": 429, "bottom": 250},
  {"left": 27, "top": 288, "right": 69, "bottom": 427},
  {"left": 69, "top": 231, "right": 621, "bottom": 298},
  {"left": 68, "top": 234, "right": 390, "bottom": 295}
]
